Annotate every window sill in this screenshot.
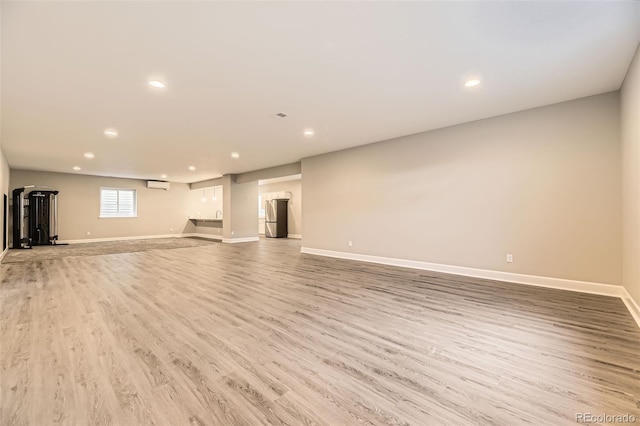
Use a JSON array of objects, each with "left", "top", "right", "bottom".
[{"left": 99, "top": 215, "right": 138, "bottom": 219}]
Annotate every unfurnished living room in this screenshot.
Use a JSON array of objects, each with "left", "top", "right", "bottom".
[{"left": 1, "top": 1, "right": 639, "bottom": 425}]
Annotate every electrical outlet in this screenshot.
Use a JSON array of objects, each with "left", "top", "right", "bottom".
[
  {"left": 348, "top": 240, "right": 353, "bottom": 247},
  {"left": 169, "top": 228, "right": 173, "bottom": 232},
  {"left": 506, "top": 254, "right": 513, "bottom": 263},
  {"left": 86, "top": 231, "right": 91, "bottom": 236},
  {"left": 231, "top": 231, "right": 235, "bottom": 236}
]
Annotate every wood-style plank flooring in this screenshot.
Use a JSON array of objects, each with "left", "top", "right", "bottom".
[{"left": 1, "top": 238, "right": 639, "bottom": 425}]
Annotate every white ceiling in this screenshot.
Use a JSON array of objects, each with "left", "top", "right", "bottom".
[{"left": 2, "top": 1, "right": 639, "bottom": 183}]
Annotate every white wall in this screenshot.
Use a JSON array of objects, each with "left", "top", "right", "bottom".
[
  {"left": 10, "top": 169, "right": 197, "bottom": 241},
  {"left": 302, "top": 93, "right": 622, "bottom": 285},
  {"left": 621, "top": 44, "right": 640, "bottom": 308},
  {"left": 259, "top": 179, "right": 302, "bottom": 237},
  {"left": 0, "top": 3, "right": 7, "bottom": 254}
]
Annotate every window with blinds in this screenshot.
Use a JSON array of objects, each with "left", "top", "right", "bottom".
[{"left": 99, "top": 188, "right": 137, "bottom": 218}]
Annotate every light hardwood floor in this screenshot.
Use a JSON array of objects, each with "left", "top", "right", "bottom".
[{"left": 1, "top": 238, "right": 639, "bottom": 425}]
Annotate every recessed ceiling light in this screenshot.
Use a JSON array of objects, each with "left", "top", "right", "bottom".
[
  {"left": 464, "top": 79, "right": 481, "bottom": 88},
  {"left": 73, "top": 166, "right": 81, "bottom": 171},
  {"left": 160, "top": 174, "right": 167, "bottom": 179},
  {"left": 303, "top": 129, "right": 315, "bottom": 136},
  {"left": 84, "top": 152, "right": 95, "bottom": 159},
  {"left": 231, "top": 152, "right": 240, "bottom": 159},
  {"left": 149, "top": 80, "right": 166, "bottom": 89},
  {"left": 104, "top": 128, "right": 118, "bottom": 138},
  {"left": 188, "top": 166, "right": 196, "bottom": 171}
]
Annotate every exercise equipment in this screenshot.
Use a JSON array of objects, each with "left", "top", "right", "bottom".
[{"left": 12, "top": 186, "right": 59, "bottom": 249}]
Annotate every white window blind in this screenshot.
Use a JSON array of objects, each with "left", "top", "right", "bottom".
[{"left": 100, "top": 188, "right": 137, "bottom": 218}]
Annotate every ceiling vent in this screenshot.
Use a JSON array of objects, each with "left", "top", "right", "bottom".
[{"left": 147, "top": 180, "right": 170, "bottom": 190}]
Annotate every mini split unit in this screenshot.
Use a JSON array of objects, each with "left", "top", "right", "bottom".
[{"left": 147, "top": 180, "right": 170, "bottom": 190}]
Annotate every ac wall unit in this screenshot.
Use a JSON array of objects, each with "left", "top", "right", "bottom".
[{"left": 147, "top": 180, "right": 170, "bottom": 190}]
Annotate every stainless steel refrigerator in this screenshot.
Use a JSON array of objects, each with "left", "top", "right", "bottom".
[{"left": 265, "top": 199, "right": 288, "bottom": 238}]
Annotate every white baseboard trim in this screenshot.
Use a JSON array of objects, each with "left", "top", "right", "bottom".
[
  {"left": 621, "top": 288, "right": 640, "bottom": 328},
  {"left": 0, "top": 248, "right": 7, "bottom": 263},
  {"left": 301, "top": 247, "right": 639, "bottom": 329},
  {"left": 59, "top": 234, "right": 180, "bottom": 244},
  {"left": 300, "top": 247, "right": 623, "bottom": 297},
  {"left": 222, "top": 237, "right": 259, "bottom": 244}
]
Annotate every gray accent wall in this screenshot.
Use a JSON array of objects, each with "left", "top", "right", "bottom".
[
  {"left": 302, "top": 92, "right": 622, "bottom": 285},
  {"left": 621, "top": 44, "right": 640, "bottom": 306}
]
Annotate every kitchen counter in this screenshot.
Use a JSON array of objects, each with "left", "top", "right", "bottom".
[
  {"left": 189, "top": 218, "right": 223, "bottom": 230},
  {"left": 189, "top": 218, "right": 222, "bottom": 222}
]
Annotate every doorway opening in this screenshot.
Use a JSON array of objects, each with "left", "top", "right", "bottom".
[{"left": 258, "top": 174, "right": 301, "bottom": 239}]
